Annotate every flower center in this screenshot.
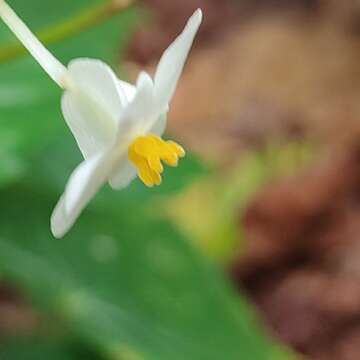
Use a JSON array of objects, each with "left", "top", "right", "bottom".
[{"left": 128, "top": 134, "right": 185, "bottom": 187}]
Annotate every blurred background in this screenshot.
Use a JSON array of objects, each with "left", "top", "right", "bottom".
[{"left": 1, "top": 0, "right": 360, "bottom": 359}]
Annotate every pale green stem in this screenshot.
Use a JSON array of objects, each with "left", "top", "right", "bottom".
[{"left": 0, "top": 0, "right": 134, "bottom": 64}]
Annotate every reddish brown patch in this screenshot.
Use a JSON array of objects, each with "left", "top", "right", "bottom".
[{"left": 231, "top": 146, "right": 360, "bottom": 359}]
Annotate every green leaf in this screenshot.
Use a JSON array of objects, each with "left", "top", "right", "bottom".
[
  {"left": 0, "top": 168, "right": 293, "bottom": 360},
  {"left": 0, "top": 337, "right": 101, "bottom": 360},
  {"left": 0, "top": 0, "right": 100, "bottom": 38}
]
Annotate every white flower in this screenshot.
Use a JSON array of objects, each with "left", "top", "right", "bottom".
[{"left": 0, "top": 1, "right": 202, "bottom": 238}]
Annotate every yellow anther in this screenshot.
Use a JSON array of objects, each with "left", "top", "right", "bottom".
[{"left": 128, "top": 134, "right": 185, "bottom": 187}]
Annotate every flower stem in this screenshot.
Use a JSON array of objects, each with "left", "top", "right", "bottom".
[{"left": 0, "top": 0, "right": 135, "bottom": 63}]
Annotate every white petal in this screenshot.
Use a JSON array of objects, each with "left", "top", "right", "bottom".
[
  {"left": 151, "top": 113, "right": 167, "bottom": 137},
  {"left": 61, "top": 92, "right": 112, "bottom": 159},
  {"left": 62, "top": 59, "right": 125, "bottom": 158},
  {"left": 0, "top": 1, "right": 69, "bottom": 88},
  {"left": 51, "top": 151, "right": 115, "bottom": 238},
  {"left": 129, "top": 71, "right": 154, "bottom": 120},
  {"left": 153, "top": 9, "right": 202, "bottom": 110},
  {"left": 108, "top": 155, "right": 137, "bottom": 190},
  {"left": 116, "top": 71, "right": 155, "bottom": 139},
  {"left": 117, "top": 80, "right": 136, "bottom": 104},
  {"left": 68, "top": 59, "right": 127, "bottom": 114}
]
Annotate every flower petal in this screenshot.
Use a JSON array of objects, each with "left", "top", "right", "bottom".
[
  {"left": 62, "top": 59, "right": 129, "bottom": 158},
  {"left": 117, "top": 80, "right": 136, "bottom": 105},
  {"left": 150, "top": 113, "right": 167, "bottom": 137},
  {"left": 116, "top": 71, "right": 155, "bottom": 139},
  {"left": 0, "top": 1, "right": 69, "bottom": 88},
  {"left": 68, "top": 58, "right": 129, "bottom": 112},
  {"left": 51, "top": 151, "right": 115, "bottom": 238},
  {"left": 108, "top": 155, "right": 137, "bottom": 190},
  {"left": 153, "top": 9, "right": 202, "bottom": 111},
  {"left": 61, "top": 92, "right": 106, "bottom": 159},
  {"left": 128, "top": 71, "right": 154, "bottom": 120}
]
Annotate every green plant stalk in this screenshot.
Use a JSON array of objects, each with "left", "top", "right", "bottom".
[{"left": 0, "top": 0, "right": 134, "bottom": 63}]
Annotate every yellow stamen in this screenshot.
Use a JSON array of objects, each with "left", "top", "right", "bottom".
[{"left": 128, "top": 134, "right": 185, "bottom": 187}]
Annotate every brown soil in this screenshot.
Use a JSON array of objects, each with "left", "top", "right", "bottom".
[{"left": 231, "top": 145, "right": 360, "bottom": 359}]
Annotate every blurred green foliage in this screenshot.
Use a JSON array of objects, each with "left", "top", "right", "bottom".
[
  {"left": 166, "top": 142, "right": 314, "bottom": 263},
  {"left": 0, "top": 337, "right": 100, "bottom": 360},
  {"left": 0, "top": 1, "right": 296, "bottom": 359}
]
